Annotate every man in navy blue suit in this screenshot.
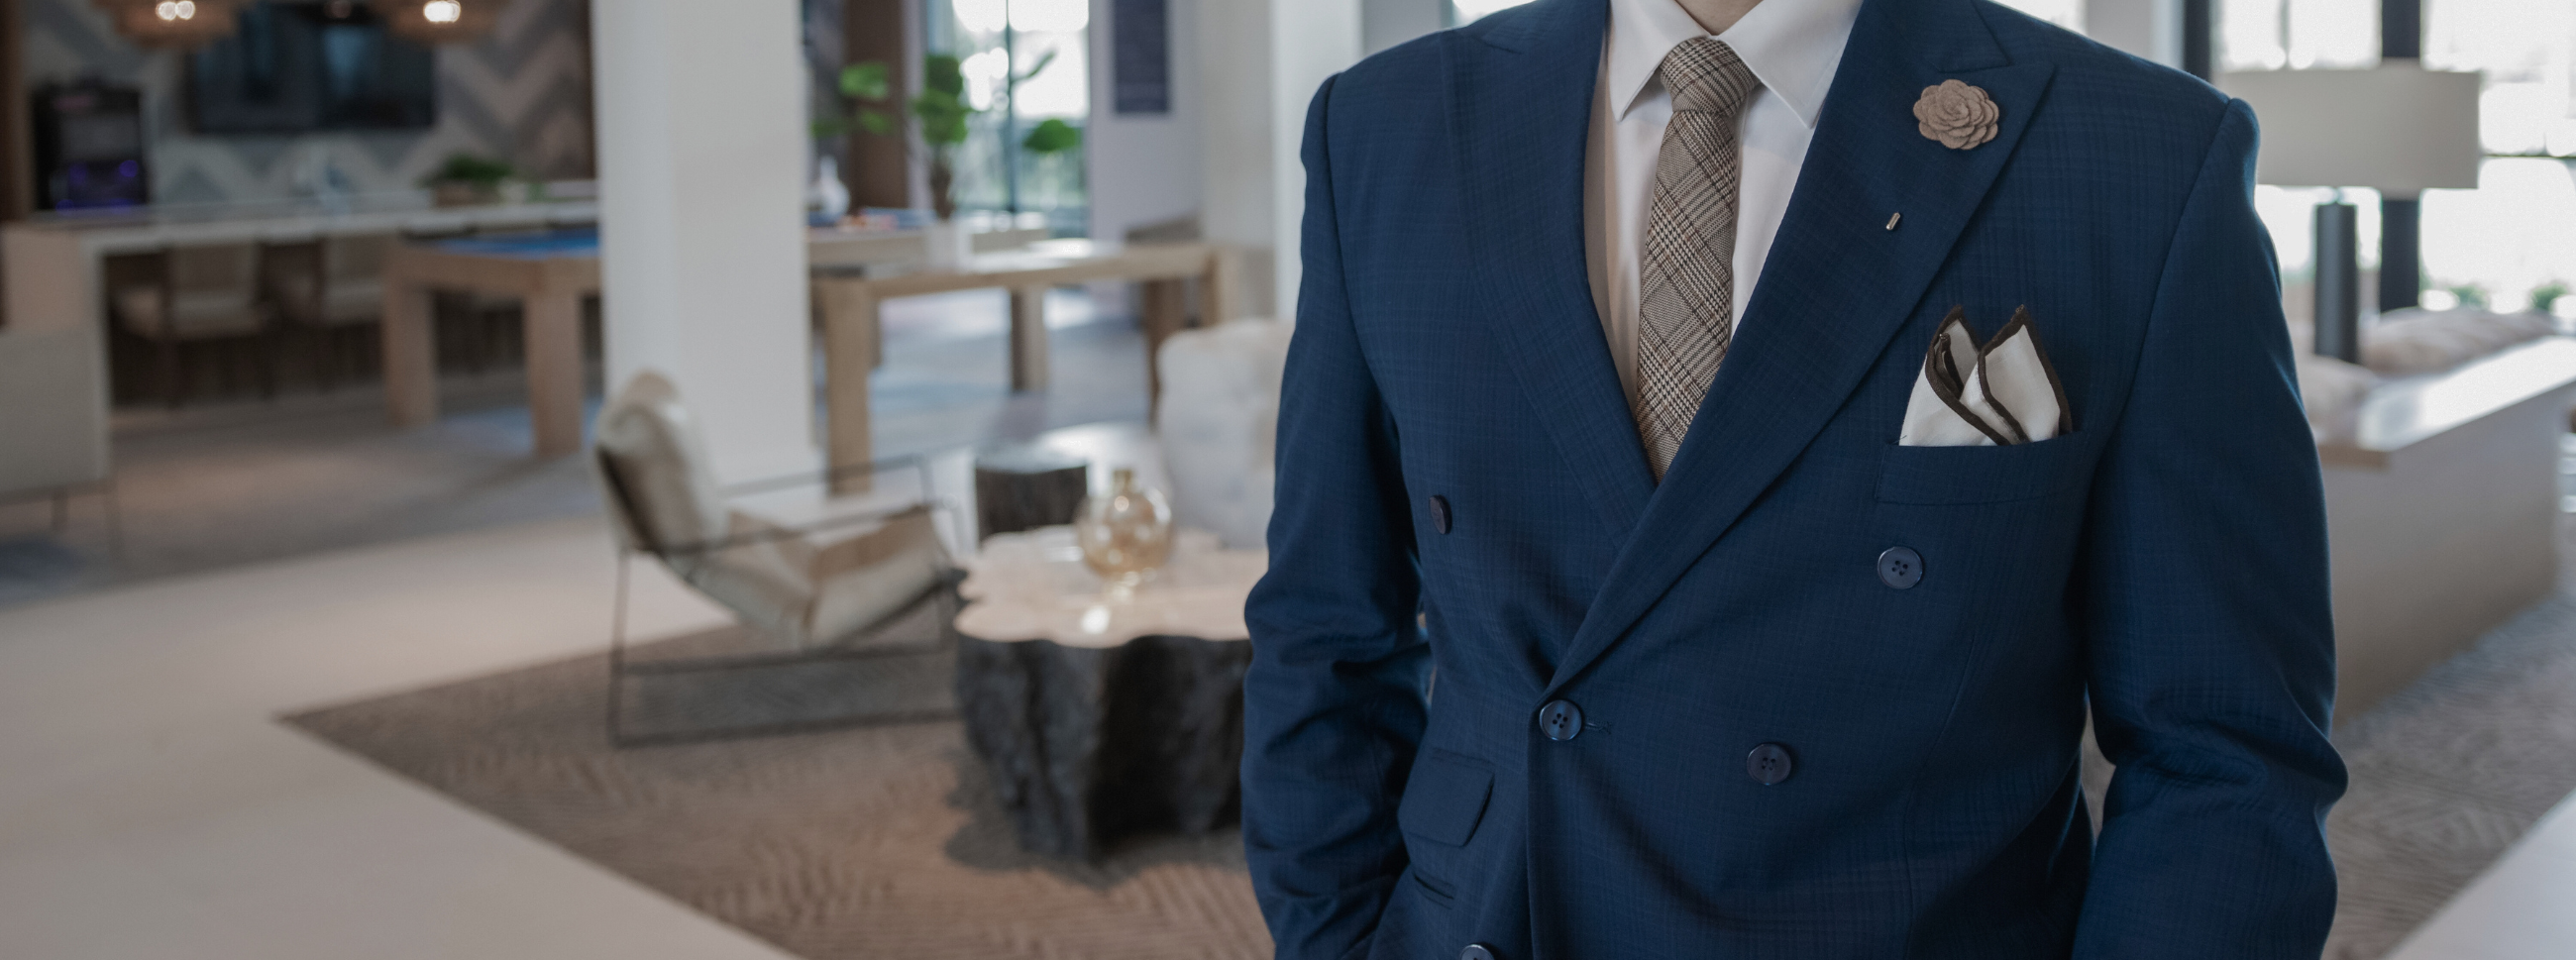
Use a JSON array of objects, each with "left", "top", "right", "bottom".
[{"left": 1240, "top": 0, "right": 2347, "bottom": 956}]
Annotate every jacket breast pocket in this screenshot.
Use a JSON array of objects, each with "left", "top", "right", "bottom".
[
  {"left": 1397, "top": 748, "right": 1494, "bottom": 847},
  {"left": 1877, "top": 431, "right": 2098, "bottom": 505}
]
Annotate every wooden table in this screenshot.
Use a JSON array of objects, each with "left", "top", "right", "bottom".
[
  {"left": 379, "top": 230, "right": 602, "bottom": 457},
  {"left": 376, "top": 222, "right": 1059, "bottom": 459},
  {"left": 2, "top": 199, "right": 599, "bottom": 465},
  {"left": 811, "top": 240, "right": 1234, "bottom": 487}
]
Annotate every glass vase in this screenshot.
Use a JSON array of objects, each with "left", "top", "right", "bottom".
[{"left": 1075, "top": 468, "right": 1173, "bottom": 598}]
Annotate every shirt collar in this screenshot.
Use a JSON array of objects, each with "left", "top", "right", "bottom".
[{"left": 1605, "top": 0, "right": 1863, "bottom": 128}]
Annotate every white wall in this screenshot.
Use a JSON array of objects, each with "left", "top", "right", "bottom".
[
  {"left": 593, "top": 0, "right": 817, "bottom": 482},
  {"left": 17, "top": 0, "right": 595, "bottom": 206},
  {"left": 2085, "top": 0, "right": 2182, "bottom": 67},
  {"left": 1197, "top": 0, "right": 1363, "bottom": 322},
  {"left": 1364, "top": 0, "right": 1446, "bottom": 55},
  {"left": 1087, "top": 0, "right": 1205, "bottom": 313}
]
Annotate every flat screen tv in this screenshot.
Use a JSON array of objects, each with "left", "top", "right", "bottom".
[{"left": 188, "top": 2, "right": 437, "bottom": 134}]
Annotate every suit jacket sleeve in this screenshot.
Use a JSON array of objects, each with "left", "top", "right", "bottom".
[
  {"left": 2071, "top": 97, "right": 2349, "bottom": 958},
  {"left": 1240, "top": 72, "right": 1435, "bottom": 960}
]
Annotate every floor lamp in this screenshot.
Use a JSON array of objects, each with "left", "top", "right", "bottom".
[{"left": 2217, "top": 65, "right": 2482, "bottom": 363}]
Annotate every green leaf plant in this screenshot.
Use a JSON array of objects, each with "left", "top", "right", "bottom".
[{"left": 814, "top": 51, "right": 1060, "bottom": 222}]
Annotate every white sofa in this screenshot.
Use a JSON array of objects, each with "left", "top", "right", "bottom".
[{"left": 1154, "top": 318, "right": 1294, "bottom": 551}]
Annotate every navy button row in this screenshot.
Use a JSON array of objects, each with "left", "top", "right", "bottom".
[{"left": 1537, "top": 700, "right": 1794, "bottom": 785}]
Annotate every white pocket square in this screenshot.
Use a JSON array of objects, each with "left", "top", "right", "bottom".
[{"left": 1897, "top": 306, "right": 2074, "bottom": 447}]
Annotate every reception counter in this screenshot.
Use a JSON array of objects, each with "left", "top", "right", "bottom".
[{"left": 2321, "top": 337, "right": 2576, "bottom": 718}]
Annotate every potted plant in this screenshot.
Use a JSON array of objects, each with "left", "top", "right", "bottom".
[
  {"left": 421, "top": 153, "right": 516, "bottom": 208},
  {"left": 819, "top": 52, "right": 1057, "bottom": 269},
  {"left": 1020, "top": 118, "right": 1082, "bottom": 213}
]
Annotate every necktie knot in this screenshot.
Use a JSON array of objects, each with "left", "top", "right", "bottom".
[{"left": 1660, "top": 37, "right": 1761, "bottom": 117}]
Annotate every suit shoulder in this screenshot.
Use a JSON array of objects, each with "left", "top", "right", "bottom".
[
  {"left": 1329, "top": 27, "right": 1455, "bottom": 112},
  {"left": 1306, "top": 25, "right": 1461, "bottom": 151},
  {"left": 1971, "top": 0, "right": 2235, "bottom": 149}
]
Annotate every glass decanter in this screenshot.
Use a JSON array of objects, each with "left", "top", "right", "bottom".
[{"left": 1075, "top": 468, "right": 1173, "bottom": 598}]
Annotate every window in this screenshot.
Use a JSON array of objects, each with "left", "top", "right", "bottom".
[
  {"left": 2422, "top": 0, "right": 2576, "bottom": 312},
  {"left": 1991, "top": 0, "right": 2084, "bottom": 32},
  {"left": 2224, "top": 0, "right": 2576, "bottom": 314},
  {"left": 928, "top": 0, "right": 1091, "bottom": 234}
]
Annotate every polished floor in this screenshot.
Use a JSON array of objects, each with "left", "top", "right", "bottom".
[
  {"left": 0, "top": 517, "right": 784, "bottom": 960},
  {"left": 0, "top": 288, "right": 1143, "bottom": 609}
]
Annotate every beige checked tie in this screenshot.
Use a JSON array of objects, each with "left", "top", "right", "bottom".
[{"left": 1634, "top": 38, "right": 1764, "bottom": 480}]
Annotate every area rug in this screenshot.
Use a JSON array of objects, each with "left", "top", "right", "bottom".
[
  {"left": 2318, "top": 593, "right": 2576, "bottom": 959},
  {"left": 285, "top": 620, "right": 1266, "bottom": 960},
  {"left": 288, "top": 596, "right": 2576, "bottom": 960}
]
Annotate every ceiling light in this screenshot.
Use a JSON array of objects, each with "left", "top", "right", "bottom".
[
  {"left": 93, "top": 0, "right": 237, "bottom": 47},
  {"left": 384, "top": 0, "right": 508, "bottom": 44}
]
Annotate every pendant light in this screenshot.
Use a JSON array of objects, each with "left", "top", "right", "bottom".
[
  {"left": 380, "top": 0, "right": 509, "bottom": 45},
  {"left": 90, "top": 0, "right": 241, "bottom": 49}
]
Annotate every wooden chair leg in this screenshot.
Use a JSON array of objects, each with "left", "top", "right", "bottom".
[
  {"left": 462, "top": 300, "right": 491, "bottom": 374},
  {"left": 308, "top": 325, "right": 339, "bottom": 390},
  {"left": 158, "top": 337, "right": 182, "bottom": 408},
  {"left": 260, "top": 329, "right": 280, "bottom": 399}
]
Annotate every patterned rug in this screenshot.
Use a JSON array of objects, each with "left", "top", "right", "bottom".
[
  {"left": 287, "top": 597, "right": 2576, "bottom": 959},
  {"left": 2319, "top": 594, "right": 2576, "bottom": 959},
  {"left": 286, "top": 620, "right": 1267, "bottom": 960}
]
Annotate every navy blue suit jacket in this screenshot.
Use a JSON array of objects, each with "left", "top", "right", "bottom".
[{"left": 1241, "top": 0, "right": 2347, "bottom": 957}]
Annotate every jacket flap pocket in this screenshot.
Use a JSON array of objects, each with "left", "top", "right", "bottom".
[
  {"left": 1397, "top": 749, "right": 1494, "bottom": 848},
  {"left": 1878, "top": 432, "right": 2097, "bottom": 505}
]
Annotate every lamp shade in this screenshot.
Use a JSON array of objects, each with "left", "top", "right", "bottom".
[{"left": 2217, "top": 65, "right": 2484, "bottom": 196}]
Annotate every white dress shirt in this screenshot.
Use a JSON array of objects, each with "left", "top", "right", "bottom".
[{"left": 1584, "top": 0, "right": 1863, "bottom": 404}]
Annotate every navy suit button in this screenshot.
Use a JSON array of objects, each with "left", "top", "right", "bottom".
[
  {"left": 1428, "top": 495, "right": 1452, "bottom": 534},
  {"left": 1877, "top": 546, "right": 1923, "bottom": 589},
  {"left": 1747, "top": 743, "right": 1795, "bottom": 785},
  {"left": 1460, "top": 945, "right": 1498, "bottom": 960},
  {"left": 1537, "top": 700, "right": 1583, "bottom": 741}
]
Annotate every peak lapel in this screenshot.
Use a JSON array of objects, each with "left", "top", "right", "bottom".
[
  {"left": 1543, "top": 0, "right": 2058, "bottom": 696},
  {"left": 1448, "top": 0, "right": 1656, "bottom": 543}
]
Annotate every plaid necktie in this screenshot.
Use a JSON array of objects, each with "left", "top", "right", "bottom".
[{"left": 1634, "top": 37, "right": 1763, "bottom": 480}]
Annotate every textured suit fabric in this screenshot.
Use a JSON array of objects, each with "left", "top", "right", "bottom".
[
  {"left": 1635, "top": 38, "right": 1762, "bottom": 478},
  {"left": 1241, "top": 0, "right": 2345, "bottom": 958}
]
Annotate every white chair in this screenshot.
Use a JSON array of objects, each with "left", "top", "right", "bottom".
[
  {"left": 0, "top": 324, "right": 117, "bottom": 544},
  {"left": 591, "top": 372, "right": 955, "bottom": 744},
  {"left": 1153, "top": 318, "right": 1293, "bottom": 550},
  {"left": 269, "top": 233, "right": 392, "bottom": 388},
  {"left": 113, "top": 242, "right": 276, "bottom": 406}
]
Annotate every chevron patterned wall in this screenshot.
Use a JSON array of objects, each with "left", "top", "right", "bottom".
[{"left": 18, "top": 0, "right": 594, "bottom": 205}]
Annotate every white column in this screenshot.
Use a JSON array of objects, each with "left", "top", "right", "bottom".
[
  {"left": 593, "top": 0, "right": 816, "bottom": 482},
  {"left": 2086, "top": 0, "right": 2182, "bottom": 68},
  {"left": 1363, "top": 0, "right": 1446, "bottom": 55},
  {"left": 1199, "top": 0, "right": 1363, "bottom": 322}
]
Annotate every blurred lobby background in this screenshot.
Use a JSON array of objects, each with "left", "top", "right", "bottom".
[{"left": 1, "top": 0, "right": 2573, "bottom": 958}]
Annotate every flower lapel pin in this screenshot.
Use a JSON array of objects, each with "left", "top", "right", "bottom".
[{"left": 1914, "top": 79, "right": 1999, "bottom": 151}]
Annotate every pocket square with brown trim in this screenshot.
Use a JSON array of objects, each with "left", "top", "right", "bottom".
[{"left": 1897, "top": 306, "right": 2074, "bottom": 447}]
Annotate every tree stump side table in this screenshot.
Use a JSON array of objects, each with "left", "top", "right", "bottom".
[
  {"left": 971, "top": 444, "right": 1090, "bottom": 541},
  {"left": 952, "top": 526, "right": 1265, "bottom": 860}
]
